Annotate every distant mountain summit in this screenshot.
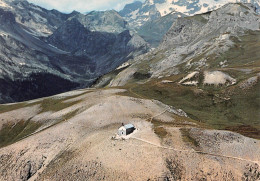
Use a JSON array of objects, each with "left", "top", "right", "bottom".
[
  {"left": 106, "top": 3, "right": 260, "bottom": 86},
  {"left": 73, "top": 10, "right": 128, "bottom": 34},
  {"left": 120, "top": 0, "right": 260, "bottom": 29},
  {"left": 137, "top": 11, "right": 186, "bottom": 47},
  {"left": 119, "top": 1, "right": 143, "bottom": 17}
]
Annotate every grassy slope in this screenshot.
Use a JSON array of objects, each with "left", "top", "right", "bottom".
[
  {"left": 177, "top": 30, "right": 260, "bottom": 72},
  {"left": 0, "top": 92, "right": 86, "bottom": 148},
  {"left": 127, "top": 75, "right": 259, "bottom": 138},
  {"left": 0, "top": 119, "right": 41, "bottom": 148},
  {"left": 118, "top": 32, "right": 260, "bottom": 139}
]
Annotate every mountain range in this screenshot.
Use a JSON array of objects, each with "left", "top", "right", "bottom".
[
  {"left": 0, "top": 0, "right": 149, "bottom": 103},
  {"left": 0, "top": 0, "right": 259, "bottom": 104},
  {"left": 99, "top": 2, "right": 260, "bottom": 84},
  {"left": 118, "top": 0, "right": 260, "bottom": 47},
  {"left": 120, "top": 0, "right": 260, "bottom": 29},
  {"left": 0, "top": 1, "right": 260, "bottom": 180}
]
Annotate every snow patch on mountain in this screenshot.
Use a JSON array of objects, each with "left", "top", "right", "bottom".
[
  {"left": 0, "top": 0, "right": 11, "bottom": 9},
  {"left": 150, "top": 0, "right": 260, "bottom": 16},
  {"left": 179, "top": 71, "right": 199, "bottom": 84},
  {"left": 121, "top": 0, "right": 260, "bottom": 29},
  {"left": 204, "top": 71, "right": 236, "bottom": 86}
]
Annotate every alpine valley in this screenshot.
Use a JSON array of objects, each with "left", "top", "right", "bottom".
[
  {"left": 0, "top": 0, "right": 149, "bottom": 103},
  {"left": 0, "top": 0, "right": 260, "bottom": 180}
]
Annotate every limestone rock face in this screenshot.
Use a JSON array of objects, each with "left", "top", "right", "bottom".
[
  {"left": 161, "top": 3, "right": 260, "bottom": 48},
  {"left": 106, "top": 3, "right": 260, "bottom": 86}
]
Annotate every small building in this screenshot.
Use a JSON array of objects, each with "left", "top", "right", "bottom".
[{"left": 118, "top": 124, "right": 135, "bottom": 136}]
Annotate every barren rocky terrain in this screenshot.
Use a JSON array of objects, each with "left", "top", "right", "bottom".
[{"left": 0, "top": 88, "right": 259, "bottom": 180}]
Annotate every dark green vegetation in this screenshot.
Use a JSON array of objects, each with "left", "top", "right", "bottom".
[
  {"left": 178, "top": 31, "right": 260, "bottom": 72},
  {"left": 128, "top": 75, "right": 260, "bottom": 139},
  {"left": 133, "top": 72, "right": 151, "bottom": 80}
]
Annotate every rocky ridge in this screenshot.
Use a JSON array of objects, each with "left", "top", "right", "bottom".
[
  {"left": 108, "top": 3, "right": 260, "bottom": 86},
  {"left": 120, "top": 0, "right": 260, "bottom": 30}
]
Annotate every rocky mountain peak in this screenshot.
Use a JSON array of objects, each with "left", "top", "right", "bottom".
[
  {"left": 71, "top": 10, "right": 128, "bottom": 34},
  {"left": 137, "top": 11, "right": 186, "bottom": 47},
  {"left": 120, "top": 0, "right": 260, "bottom": 30},
  {"left": 161, "top": 3, "right": 260, "bottom": 48},
  {"left": 47, "top": 18, "right": 92, "bottom": 53},
  {"left": 0, "top": 0, "right": 71, "bottom": 36},
  {"left": 120, "top": 1, "right": 143, "bottom": 17}
]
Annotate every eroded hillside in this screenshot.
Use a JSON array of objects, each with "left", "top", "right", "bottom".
[{"left": 0, "top": 88, "right": 259, "bottom": 180}]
